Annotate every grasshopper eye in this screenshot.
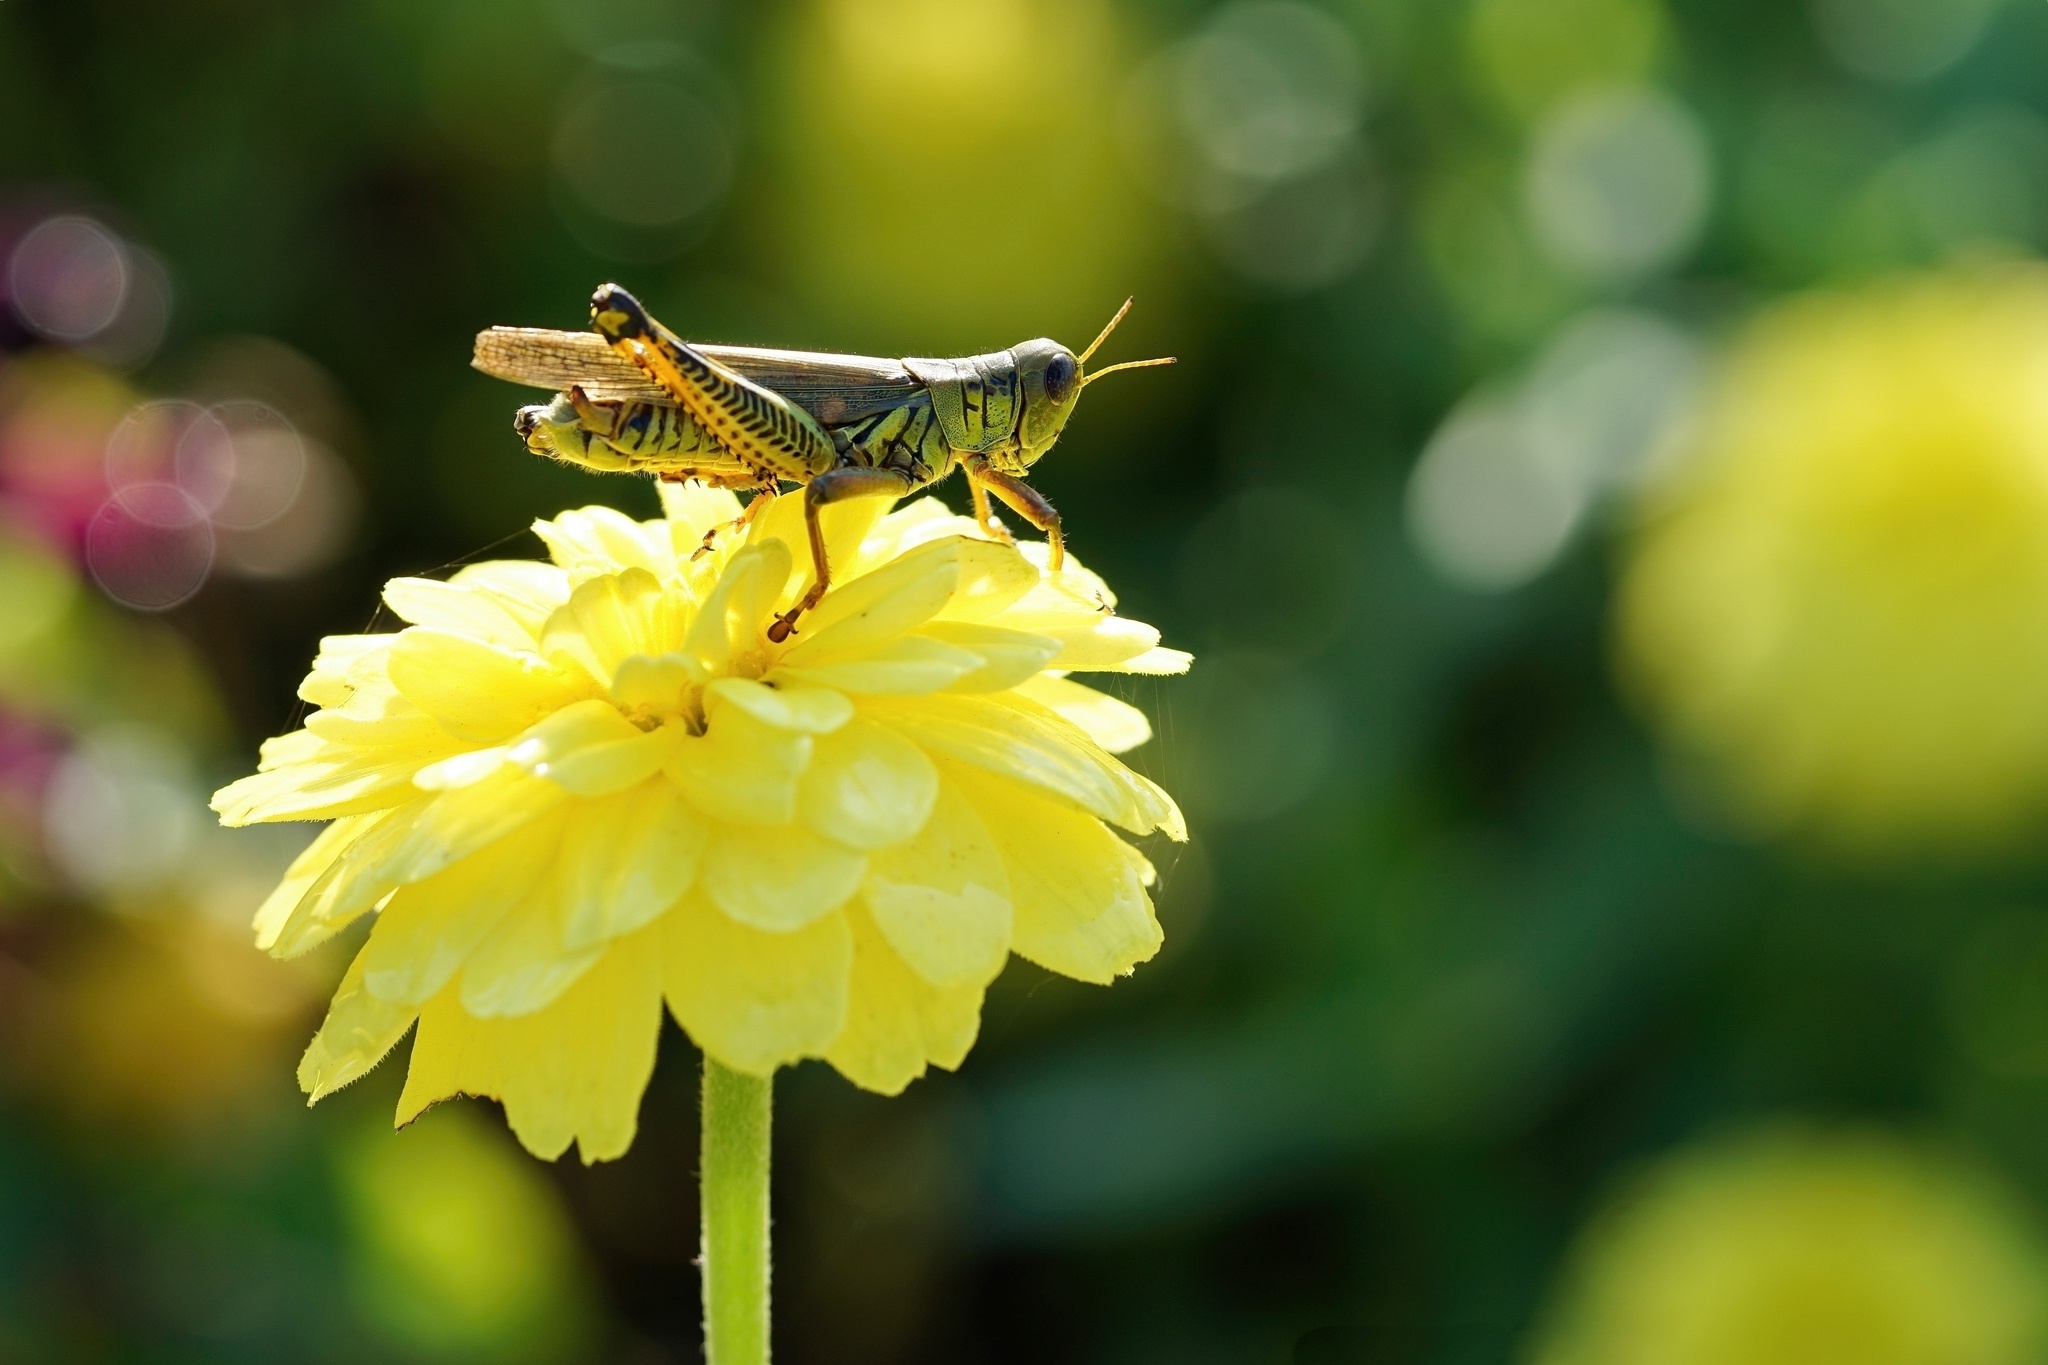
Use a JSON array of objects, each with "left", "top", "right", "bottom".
[{"left": 1044, "top": 353, "right": 1078, "bottom": 404}]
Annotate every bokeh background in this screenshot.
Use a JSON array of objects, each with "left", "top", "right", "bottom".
[{"left": 8, "top": 0, "right": 2048, "bottom": 1360}]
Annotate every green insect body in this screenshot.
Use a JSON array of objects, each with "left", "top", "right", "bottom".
[
  {"left": 475, "top": 284, "right": 1171, "bottom": 639},
  {"left": 515, "top": 390, "right": 749, "bottom": 480}
]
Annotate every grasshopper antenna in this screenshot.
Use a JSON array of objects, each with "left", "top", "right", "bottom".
[
  {"left": 1077, "top": 297, "right": 1174, "bottom": 384},
  {"left": 1078, "top": 298, "right": 1135, "bottom": 365},
  {"left": 1083, "top": 355, "right": 1176, "bottom": 386}
]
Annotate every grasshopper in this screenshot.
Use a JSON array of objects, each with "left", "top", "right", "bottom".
[{"left": 473, "top": 284, "right": 1172, "bottom": 641}]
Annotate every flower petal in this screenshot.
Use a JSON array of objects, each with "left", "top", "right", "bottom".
[
  {"left": 397, "top": 928, "right": 664, "bottom": 1163},
  {"left": 304, "top": 706, "right": 453, "bottom": 752},
  {"left": 266, "top": 770, "right": 566, "bottom": 954},
  {"left": 1021, "top": 615, "right": 1164, "bottom": 671},
  {"left": 298, "top": 634, "right": 391, "bottom": 708},
  {"left": 748, "top": 486, "right": 891, "bottom": 596},
  {"left": 213, "top": 727, "right": 466, "bottom": 826},
  {"left": 611, "top": 654, "right": 696, "bottom": 716},
  {"left": 868, "top": 693, "right": 1183, "bottom": 838},
  {"left": 252, "top": 814, "right": 377, "bottom": 949},
  {"left": 360, "top": 820, "right": 563, "bottom": 1005},
  {"left": 266, "top": 799, "right": 430, "bottom": 958},
  {"left": 657, "top": 479, "right": 745, "bottom": 546},
  {"left": 935, "top": 537, "right": 1040, "bottom": 622},
  {"left": 860, "top": 781, "right": 1011, "bottom": 988},
  {"left": 703, "top": 820, "right": 866, "bottom": 931},
  {"left": 458, "top": 889, "right": 604, "bottom": 1020},
  {"left": 921, "top": 621, "right": 1063, "bottom": 692},
  {"left": 449, "top": 559, "right": 572, "bottom": 634},
  {"left": 682, "top": 541, "right": 792, "bottom": 681},
  {"left": 1013, "top": 675, "right": 1153, "bottom": 753},
  {"left": 777, "top": 538, "right": 959, "bottom": 662},
  {"left": 452, "top": 805, "right": 684, "bottom": 1014},
  {"left": 557, "top": 780, "right": 706, "bottom": 950},
  {"left": 387, "top": 627, "right": 587, "bottom": 744},
  {"left": 412, "top": 747, "right": 510, "bottom": 791},
  {"left": 797, "top": 717, "right": 938, "bottom": 850},
  {"left": 667, "top": 704, "right": 812, "bottom": 826},
  {"left": 1017, "top": 541, "right": 1117, "bottom": 609},
  {"left": 507, "top": 699, "right": 682, "bottom": 797},
  {"left": 706, "top": 677, "right": 854, "bottom": 734},
  {"left": 383, "top": 577, "right": 535, "bottom": 649},
  {"left": 541, "top": 568, "right": 687, "bottom": 687},
  {"left": 533, "top": 505, "right": 674, "bottom": 583},
  {"left": 384, "top": 767, "right": 570, "bottom": 883},
  {"left": 771, "top": 635, "right": 984, "bottom": 695},
  {"left": 947, "top": 762, "right": 1161, "bottom": 984},
  {"left": 1095, "top": 646, "right": 1192, "bottom": 676},
  {"left": 299, "top": 947, "right": 417, "bottom": 1102},
  {"left": 824, "top": 905, "right": 984, "bottom": 1096},
  {"left": 854, "top": 497, "right": 971, "bottom": 567},
  {"left": 661, "top": 893, "right": 853, "bottom": 1075},
  {"left": 301, "top": 664, "right": 431, "bottom": 737}
]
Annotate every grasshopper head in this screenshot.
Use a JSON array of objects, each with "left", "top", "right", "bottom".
[
  {"left": 1011, "top": 300, "right": 1175, "bottom": 471},
  {"left": 1012, "top": 338, "right": 1084, "bottom": 471}
]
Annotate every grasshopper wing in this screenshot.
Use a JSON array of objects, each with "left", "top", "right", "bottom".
[
  {"left": 473, "top": 327, "right": 660, "bottom": 402},
  {"left": 475, "top": 327, "right": 926, "bottom": 425},
  {"left": 695, "top": 344, "right": 923, "bottom": 425}
]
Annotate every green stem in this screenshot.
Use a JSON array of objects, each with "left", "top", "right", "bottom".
[{"left": 701, "top": 1057, "right": 772, "bottom": 1365}]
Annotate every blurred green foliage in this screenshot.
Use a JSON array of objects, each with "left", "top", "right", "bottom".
[{"left": 7, "top": 0, "right": 2048, "bottom": 1360}]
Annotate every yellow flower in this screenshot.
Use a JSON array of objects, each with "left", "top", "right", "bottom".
[
  {"left": 1528, "top": 1127, "right": 2048, "bottom": 1365},
  {"left": 1618, "top": 265, "right": 2048, "bottom": 848},
  {"left": 338, "top": 1109, "right": 593, "bottom": 1358},
  {"left": 213, "top": 483, "right": 1187, "bottom": 1161}
]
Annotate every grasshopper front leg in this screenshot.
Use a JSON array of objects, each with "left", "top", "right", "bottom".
[
  {"left": 766, "top": 465, "right": 920, "bottom": 643},
  {"left": 589, "top": 284, "right": 838, "bottom": 485},
  {"left": 965, "top": 469, "right": 1017, "bottom": 546},
  {"left": 965, "top": 457, "right": 1062, "bottom": 570}
]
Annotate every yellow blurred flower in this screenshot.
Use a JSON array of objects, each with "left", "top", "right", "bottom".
[
  {"left": 770, "top": 0, "right": 1159, "bottom": 348},
  {"left": 339, "top": 1108, "right": 593, "bottom": 1361},
  {"left": 214, "top": 484, "right": 1187, "bottom": 1161},
  {"left": 1466, "top": 0, "right": 1665, "bottom": 121},
  {"left": 20, "top": 915, "right": 315, "bottom": 1129},
  {"left": 1529, "top": 1127, "right": 2048, "bottom": 1365},
  {"left": 1617, "top": 266, "right": 2048, "bottom": 847}
]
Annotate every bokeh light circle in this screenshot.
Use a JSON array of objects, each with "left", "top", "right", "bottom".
[
  {"left": 84, "top": 482, "right": 214, "bottom": 611},
  {"left": 202, "top": 402, "right": 307, "bottom": 530},
  {"left": 551, "top": 79, "right": 736, "bottom": 228},
  {"left": 1174, "top": 1, "right": 1364, "bottom": 185},
  {"left": 1811, "top": 0, "right": 2002, "bottom": 84},
  {"left": 1201, "top": 152, "right": 1380, "bottom": 292},
  {"left": 106, "top": 400, "right": 223, "bottom": 496},
  {"left": 1407, "top": 399, "right": 1586, "bottom": 592},
  {"left": 43, "top": 726, "right": 202, "bottom": 894},
  {"left": 1522, "top": 309, "right": 1700, "bottom": 490},
  {"left": 214, "top": 436, "right": 355, "bottom": 579},
  {"left": 8, "top": 216, "right": 129, "bottom": 343},
  {"left": 1525, "top": 87, "right": 1711, "bottom": 282}
]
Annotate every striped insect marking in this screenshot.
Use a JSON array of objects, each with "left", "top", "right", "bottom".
[
  {"left": 904, "top": 352, "right": 1022, "bottom": 455},
  {"left": 593, "top": 290, "right": 839, "bottom": 484}
]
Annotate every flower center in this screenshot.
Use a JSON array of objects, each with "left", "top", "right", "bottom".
[{"left": 610, "top": 654, "right": 706, "bottom": 734}]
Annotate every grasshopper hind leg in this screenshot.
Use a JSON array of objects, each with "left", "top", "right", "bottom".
[
  {"left": 765, "top": 465, "right": 920, "bottom": 643},
  {"left": 683, "top": 475, "right": 780, "bottom": 560}
]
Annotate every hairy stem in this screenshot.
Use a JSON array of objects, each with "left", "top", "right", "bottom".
[{"left": 701, "top": 1057, "right": 772, "bottom": 1364}]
